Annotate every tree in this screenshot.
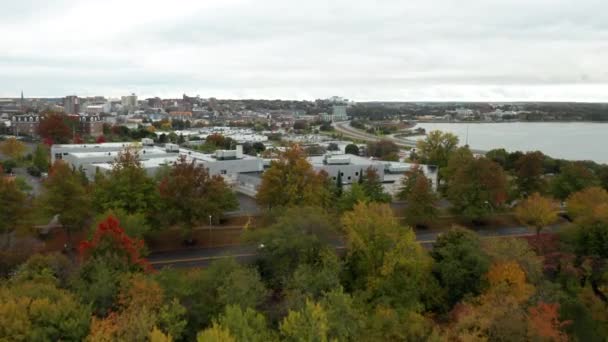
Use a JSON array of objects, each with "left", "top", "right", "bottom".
[
  {"left": 515, "top": 151, "right": 547, "bottom": 196},
  {"left": 482, "top": 237, "right": 543, "bottom": 284},
  {"left": 431, "top": 227, "right": 490, "bottom": 307},
  {"left": 528, "top": 302, "right": 569, "bottom": 342},
  {"left": 197, "top": 324, "right": 235, "bottom": 342},
  {"left": 78, "top": 215, "right": 151, "bottom": 272},
  {"left": 39, "top": 161, "right": 91, "bottom": 246},
  {"left": 367, "top": 139, "right": 399, "bottom": 161},
  {"left": 361, "top": 167, "right": 391, "bottom": 203},
  {"left": 551, "top": 162, "right": 599, "bottom": 200},
  {"left": 341, "top": 202, "right": 435, "bottom": 310},
  {"left": 0, "top": 176, "right": 27, "bottom": 248},
  {"left": 93, "top": 146, "right": 159, "bottom": 215},
  {"left": 96, "top": 135, "right": 106, "bottom": 144},
  {"left": 214, "top": 305, "right": 275, "bottom": 342},
  {"left": 416, "top": 130, "right": 459, "bottom": 170},
  {"left": 345, "top": 143, "right": 360, "bottom": 156},
  {"left": 37, "top": 112, "right": 72, "bottom": 144},
  {"left": 0, "top": 280, "right": 91, "bottom": 341},
  {"left": 159, "top": 155, "right": 237, "bottom": 241},
  {"left": 566, "top": 186, "right": 608, "bottom": 222},
  {"left": 514, "top": 192, "right": 559, "bottom": 240},
  {"left": 280, "top": 300, "right": 329, "bottom": 342},
  {"left": 446, "top": 157, "right": 508, "bottom": 222},
  {"left": 397, "top": 165, "right": 438, "bottom": 227},
  {"left": 338, "top": 183, "right": 369, "bottom": 212},
  {"left": 32, "top": 144, "right": 49, "bottom": 172},
  {"left": 0, "top": 137, "right": 26, "bottom": 159},
  {"left": 247, "top": 207, "right": 336, "bottom": 288},
  {"left": 256, "top": 146, "right": 331, "bottom": 209}
]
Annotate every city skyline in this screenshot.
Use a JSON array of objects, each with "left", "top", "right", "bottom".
[{"left": 2, "top": 0, "right": 608, "bottom": 102}]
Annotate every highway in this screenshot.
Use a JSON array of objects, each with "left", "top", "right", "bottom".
[
  {"left": 333, "top": 121, "right": 487, "bottom": 155},
  {"left": 148, "top": 224, "right": 556, "bottom": 269}
]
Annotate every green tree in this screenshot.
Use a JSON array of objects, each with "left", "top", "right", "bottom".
[
  {"left": 446, "top": 157, "right": 508, "bottom": 222},
  {"left": 0, "top": 176, "right": 27, "bottom": 248},
  {"left": 398, "top": 165, "right": 438, "bottom": 227},
  {"left": 159, "top": 155, "right": 237, "bottom": 242},
  {"left": 345, "top": 144, "right": 360, "bottom": 155},
  {"left": 256, "top": 146, "right": 331, "bottom": 209},
  {"left": 416, "top": 130, "right": 459, "bottom": 171},
  {"left": 319, "top": 288, "right": 364, "bottom": 341},
  {"left": 93, "top": 146, "right": 159, "bottom": 215},
  {"left": 247, "top": 207, "right": 336, "bottom": 288},
  {"left": 551, "top": 162, "right": 599, "bottom": 200},
  {"left": 39, "top": 161, "right": 92, "bottom": 247},
  {"left": 215, "top": 305, "right": 276, "bottom": 342},
  {"left": 367, "top": 140, "right": 399, "bottom": 161},
  {"left": 338, "top": 183, "right": 369, "bottom": 212},
  {"left": 280, "top": 300, "right": 329, "bottom": 342},
  {"left": 361, "top": 167, "right": 391, "bottom": 203},
  {"left": 32, "top": 143, "right": 50, "bottom": 172},
  {"left": 197, "top": 324, "right": 235, "bottom": 342},
  {"left": 431, "top": 227, "right": 490, "bottom": 307}
]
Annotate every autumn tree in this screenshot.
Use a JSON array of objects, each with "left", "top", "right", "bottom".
[
  {"left": 39, "top": 161, "right": 92, "bottom": 246},
  {"left": 159, "top": 155, "right": 237, "bottom": 242},
  {"left": 367, "top": 139, "right": 399, "bottom": 161},
  {"left": 341, "top": 202, "right": 436, "bottom": 310},
  {"left": 212, "top": 305, "right": 276, "bottom": 342},
  {"left": 482, "top": 237, "right": 543, "bottom": 284},
  {"left": 551, "top": 162, "right": 599, "bottom": 200},
  {"left": 0, "top": 280, "right": 91, "bottom": 341},
  {"left": 566, "top": 186, "right": 608, "bottom": 222},
  {"left": 416, "top": 130, "right": 459, "bottom": 171},
  {"left": 256, "top": 146, "right": 331, "bottom": 209},
  {"left": 515, "top": 151, "right": 547, "bottom": 196},
  {"left": 0, "top": 176, "right": 27, "bottom": 249},
  {"left": 37, "top": 111, "right": 72, "bottom": 144},
  {"left": 431, "top": 227, "right": 490, "bottom": 307},
  {"left": 446, "top": 157, "right": 508, "bottom": 222},
  {"left": 0, "top": 137, "right": 26, "bottom": 160},
  {"left": 528, "top": 302, "right": 569, "bottom": 342},
  {"left": 398, "top": 165, "right": 438, "bottom": 227},
  {"left": 515, "top": 192, "right": 559, "bottom": 240},
  {"left": 93, "top": 146, "right": 159, "bottom": 215}
]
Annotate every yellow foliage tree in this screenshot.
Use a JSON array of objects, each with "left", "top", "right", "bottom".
[
  {"left": 515, "top": 192, "right": 559, "bottom": 239},
  {"left": 0, "top": 137, "right": 26, "bottom": 160},
  {"left": 197, "top": 323, "right": 236, "bottom": 342},
  {"left": 566, "top": 186, "right": 608, "bottom": 222}
]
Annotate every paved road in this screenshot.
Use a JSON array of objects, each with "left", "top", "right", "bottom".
[
  {"left": 333, "top": 121, "right": 486, "bottom": 155},
  {"left": 148, "top": 224, "right": 557, "bottom": 269}
]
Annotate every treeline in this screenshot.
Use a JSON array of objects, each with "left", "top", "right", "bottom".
[{"left": 2, "top": 133, "right": 608, "bottom": 340}]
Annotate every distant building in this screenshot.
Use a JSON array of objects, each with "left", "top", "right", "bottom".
[
  {"left": 11, "top": 114, "right": 40, "bottom": 137},
  {"left": 78, "top": 114, "right": 104, "bottom": 137},
  {"left": 64, "top": 95, "right": 80, "bottom": 114},
  {"left": 169, "top": 111, "right": 193, "bottom": 121},
  {"left": 332, "top": 105, "right": 348, "bottom": 121},
  {"left": 121, "top": 94, "right": 138, "bottom": 109}
]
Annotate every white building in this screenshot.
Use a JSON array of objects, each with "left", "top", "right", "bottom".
[
  {"left": 121, "top": 94, "right": 138, "bottom": 109},
  {"left": 50, "top": 142, "right": 264, "bottom": 185}
]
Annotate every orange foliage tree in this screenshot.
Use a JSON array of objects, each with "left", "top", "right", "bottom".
[{"left": 528, "top": 302, "right": 569, "bottom": 342}]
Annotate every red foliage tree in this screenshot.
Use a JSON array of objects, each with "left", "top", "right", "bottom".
[
  {"left": 37, "top": 112, "right": 72, "bottom": 144},
  {"left": 73, "top": 135, "right": 84, "bottom": 144},
  {"left": 79, "top": 215, "right": 152, "bottom": 272},
  {"left": 96, "top": 135, "right": 106, "bottom": 144}
]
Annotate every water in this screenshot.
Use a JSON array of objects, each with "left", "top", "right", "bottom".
[{"left": 412, "top": 122, "right": 608, "bottom": 164}]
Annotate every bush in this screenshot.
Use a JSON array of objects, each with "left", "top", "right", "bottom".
[
  {"left": 1, "top": 159, "right": 17, "bottom": 173},
  {"left": 27, "top": 166, "right": 41, "bottom": 177}
]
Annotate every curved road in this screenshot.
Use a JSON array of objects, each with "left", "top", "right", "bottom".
[{"left": 333, "top": 121, "right": 486, "bottom": 155}]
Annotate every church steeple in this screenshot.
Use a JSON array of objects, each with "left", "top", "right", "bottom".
[{"left": 20, "top": 90, "right": 24, "bottom": 113}]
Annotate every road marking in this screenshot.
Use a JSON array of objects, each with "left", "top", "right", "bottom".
[{"left": 150, "top": 234, "right": 539, "bottom": 266}]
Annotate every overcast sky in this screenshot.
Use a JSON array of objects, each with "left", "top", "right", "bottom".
[{"left": 1, "top": 0, "right": 607, "bottom": 101}]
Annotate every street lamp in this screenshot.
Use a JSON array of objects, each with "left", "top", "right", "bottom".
[{"left": 208, "top": 215, "right": 212, "bottom": 247}]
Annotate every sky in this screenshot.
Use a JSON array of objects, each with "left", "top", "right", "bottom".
[{"left": 1, "top": 0, "right": 607, "bottom": 101}]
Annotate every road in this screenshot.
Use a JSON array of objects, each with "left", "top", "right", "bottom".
[
  {"left": 333, "top": 121, "right": 486, "bottom": 155},
  {"left": 148, "top": 224, "right": 556, "bottom": 269}
]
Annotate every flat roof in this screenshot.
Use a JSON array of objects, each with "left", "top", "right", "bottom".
[{"left": 308, "top": 154, "right": 379, "bottom": 167}]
